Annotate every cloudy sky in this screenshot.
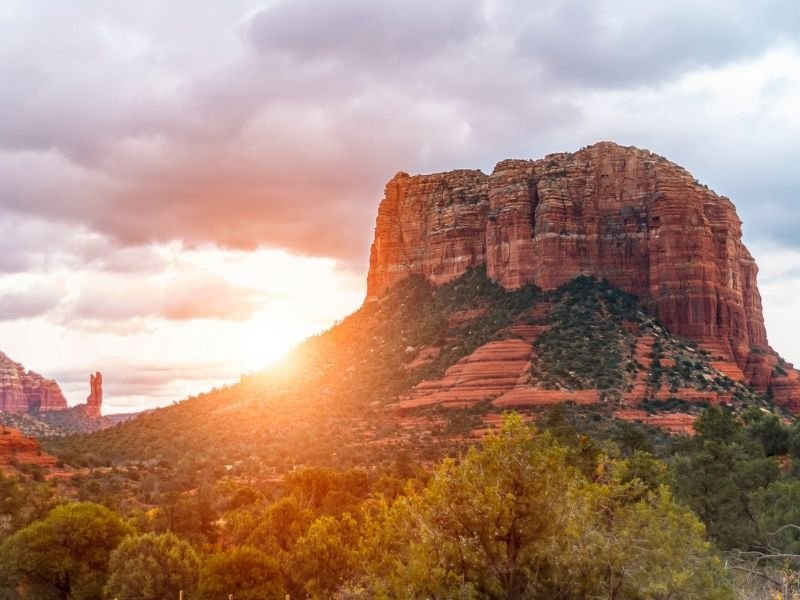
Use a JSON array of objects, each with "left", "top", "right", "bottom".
[{"left": 1, "top": 0, "right": 799, "bottom": 412}]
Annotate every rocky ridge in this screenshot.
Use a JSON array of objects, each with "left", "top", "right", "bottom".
[
  {"left": 0, "top": 351, "right": 67, "bottom": 413},
  {"left": 0, "top": 353, "right": 111, "bottom": 436},
  {"left": 390, "top": 275, "right": 770, "bottom": 434},
  {"left": 0, "top": 425, "right": 59, "bottom": 473},
  {"left": 367, "top": 142, "right": 799, "bottom": 406}
]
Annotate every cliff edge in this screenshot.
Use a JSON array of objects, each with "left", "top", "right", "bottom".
[{"left": 367, "top": 142, "right": 794, "bottom": 403}]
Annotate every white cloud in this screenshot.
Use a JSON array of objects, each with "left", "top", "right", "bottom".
[
  {"left": 1, "top": 1, "right": 799, "bottom": 411},
  {"left": 749, "top": 242, "right": 800, "bottom": 366},
  {"left": 0, "top": 244, "right": 363, "bottom": 411}
]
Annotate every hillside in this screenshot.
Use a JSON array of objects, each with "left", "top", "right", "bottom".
[
  {"left": 0, "top": 425, "right": 62, "bottom": 478},
  {"left": 44, "top": 269, "right": 774, "bottom": 475},
  {"left": 15, "top": 143, "right": 800, "bottom": 599},
  {"left": 40, "top": 142, "right": 800, "bottom": 496}
]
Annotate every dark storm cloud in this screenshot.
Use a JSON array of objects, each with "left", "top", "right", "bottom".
[{"left": 1, "top": 0, "right": 800, "bottom": 266}]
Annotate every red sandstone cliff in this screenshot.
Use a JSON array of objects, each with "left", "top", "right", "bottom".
[
  {"left": 86, "top": 371, "right": 103, "bottom": 418},
  {"left": 0, "top": 425, "right": 58, "bottom": 472},
  {"left": 367, "top": 142, "right": 795, "bottom": 403},
  {"left": 0, "top": 351, "right": 68, "bottom": 413}
]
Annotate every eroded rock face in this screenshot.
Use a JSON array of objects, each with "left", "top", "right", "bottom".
[
  {"left": 86, "top": 372, "right": 102, "bottom": 418},
  {"left": 395, "top": 320, "right": 751, "bottom": 418},
  {"left": 367, "top": 170, "right": 489, "bottom": 294},
  {"left": 368, "top": 142, "right": 784, "bottom": 393},
  {"left": 0, "top": 426, "right": 58, "bottom": 471},
  {"left": 0, "top": 352, "right": 67, "bottom": 413}
]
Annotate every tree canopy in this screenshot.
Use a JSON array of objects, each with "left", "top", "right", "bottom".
[
  {"left": 353, "top": 415, "right": 731, "bottom": 599},
  {"left": 104, "top": 532, "right": 200, "bottom": 600},
  {"left": 0, "top": 502, "right": 132, "bottom": 600}
]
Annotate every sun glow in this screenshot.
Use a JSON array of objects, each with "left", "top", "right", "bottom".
[
  {"left": 0, "top": 242, "right": 365, "bottom": 413},
  {"left": 177, "top": 246, "right": 365, "bottom": 371}
]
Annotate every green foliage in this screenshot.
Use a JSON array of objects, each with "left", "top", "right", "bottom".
[
  {"left": 773, "top": 356, "right": 789, "bottom": 377},
  {"left": 139, "top": 486, "right": 217, "bottom": 544},
  {"left": 615, "top": 450, "right": 669, "bottom": 491},
  {"left": 0, "top": 471, "right": 60, "bottom": 538},
  {"left": 742, "top": 409, "right": 789, "bottom": 457},
  {"left": 355, "top": 415, "right": 731, "bottom": 599},
  {"left": 0, "top": 502, "right": 132, "bottom": 600},
  {"left": 532, "top": 277, "right": 638, "bottom": 395},
  {"left": 290, "top": 513, "right": 361, "bottom": 598},
  {"left": 671, "top": 407, "right": 779, "bottom": 549},
  {"left": 751, "top": 479, "right": 800, "bottom": 555},
  {"left": 283, "top": 467, "right": 369, "bottom": 515},
  {"left": 534, "top": 404, "right": 680, "bottom": 462},
  {"left": 105, "top": 532, "right": 200, "bottom": 599},
  {"left": 236, "top": 496, "right": 315, "bottom": 554},
  {"left": 693, "top": 406, "right": 742, "bottom": 441},
  {"left": 418, "top": 268, "right": 541, "bottom": 377},
  {"left": 198, "top": 546, "right": 284, "bottom": 600},
  {"left": 787, "top": 421, "right": 800, "bottom": 459},
  {"left": 642, "top": 397, "right": 709, "bottom": 414}
]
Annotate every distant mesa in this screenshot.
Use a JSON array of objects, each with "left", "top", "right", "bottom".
[
  {"left": 0, "top": 351, "right": 105, "bottom": 427},
  {"left": 0, "top": 351, "right": 67, "bottom": 413}
]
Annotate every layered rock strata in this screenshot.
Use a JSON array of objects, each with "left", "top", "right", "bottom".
[
  {"left": 0, "top": 426, "right": 58, "bottom": 471},
  {"left": 0, "top": 352, "right": 67, "bottom": 413},
  {"left": 395, "top": 322, "right": 746, "bottom": 416},
  {"left": 368, "top": 142, "right": 793, "bottom": 398},
  {"left": 86, "top": 372, "right": 103, "bottom": 418}
]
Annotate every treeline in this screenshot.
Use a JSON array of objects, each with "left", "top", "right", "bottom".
[
  {"left": 4, "top": 409, "right": 800, "bottom": 598},
  {"left": 0, "top": 415, "right": 721, "bottom": 599}
]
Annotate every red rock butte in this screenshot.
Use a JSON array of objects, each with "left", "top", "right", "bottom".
[
  {"left": 0, "top": 351, "right": 67, "bottom": 413},
  {"left": 367, "top": 141, "right": 794, "bottom": 401}
]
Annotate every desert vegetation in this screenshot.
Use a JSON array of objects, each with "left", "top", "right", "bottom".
[
  {"left": 4, "top": 271, "right": 795, "bottom": 598},
  {"left": 6, "top": 410, "right": 800, "bottom": 597}
]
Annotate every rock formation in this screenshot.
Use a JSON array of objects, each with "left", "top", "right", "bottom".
[
  {"left": 392, "top": 288, "right": 764, "bottom": 427},
  {"left": 0, "top": 351, "right": 67, "bottom": 413},
  {"left": 86, "top": 371, "right": 102, "bottom": 418},
  {"left": 367, "top": 142, "right": 797, "bottom": 402},
  {"left": 0, "top": 425, "right": 58, "bottom": 472}
]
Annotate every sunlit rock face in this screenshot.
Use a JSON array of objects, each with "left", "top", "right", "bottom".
[
  {"left": 367, "top": 169, "right": 490, "bottom": 293},
  {"left": 367, "top": 142, "right": 794, "bottom": 397},
  {"left": 0, "top": 426, "right": 58, "bottom": 470},
  {"left": 86, "top": 371, "right": 103, "bottom": 418},
  {"left": 0, "top": 351, "right": 68, "bottom": 413}
]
